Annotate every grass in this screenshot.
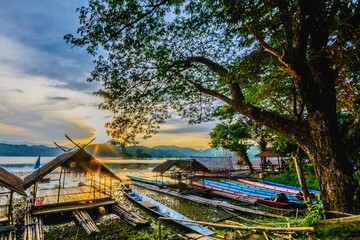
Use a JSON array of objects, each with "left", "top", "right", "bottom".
[{"left": 262, "top": 164, "right": 319, "bottom": 189}]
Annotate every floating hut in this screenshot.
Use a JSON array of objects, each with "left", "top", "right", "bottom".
[
  {"left": 22, "top": 148, "right": 122, "bottom": 239},
  {"left": 0, "top": 167, "right": 26, "bottom": 239},
  {"left": 153, "top": 157, "right": 234, "bottom": 180},
  {"left": 23, "top": 148, "right": 121, "bottom": 214}
]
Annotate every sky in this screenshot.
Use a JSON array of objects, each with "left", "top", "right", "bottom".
[{"left": 0, "top": 0, "right": 216, "bottom": 149}]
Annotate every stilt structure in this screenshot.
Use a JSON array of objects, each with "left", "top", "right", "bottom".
[
  {"left": 0, "top": 167, "right": 27, "bottom": 240},
  {"left": 22, "top": 136, "right": 122, "bottom": 237}
]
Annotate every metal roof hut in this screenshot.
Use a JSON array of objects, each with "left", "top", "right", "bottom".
[
  {"left": 255, "top": 147, "right": 284, "bottom": 171},
  {"left": 0, "top": 167, "right": 26, "bottom": 222},
  {"left": 23, "top": 148, "right": 120, "bottom": 214}
]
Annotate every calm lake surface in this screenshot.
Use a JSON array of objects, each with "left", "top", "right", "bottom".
[{"left": 0, "top": 157, "right": 233, "bottom": 227}]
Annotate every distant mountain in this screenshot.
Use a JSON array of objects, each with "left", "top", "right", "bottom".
[
  {"left": 85, "top": 142, "right": 122, "bottom": 157},
  {"left": 0, "top": 143, "right": 64, "bottom": 156},
  {"left": 0, "top": 142, "right": 260, "bottom": 159}
]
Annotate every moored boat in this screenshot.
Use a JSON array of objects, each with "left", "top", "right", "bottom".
[
  {"left": 192, "top": 182, "right": 290, "bottom": 208},
  {"left": 258, "top": 180, "right": 320, "bottom": 195},
  {"left": 123, "top": 189, "right": 215, "bottom": 236},
  {"left": 127, "top": 175, "right": 170, "bottom": 186}
]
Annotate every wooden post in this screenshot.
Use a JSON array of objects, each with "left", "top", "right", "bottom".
[
  {"left": 110, "top": 178, "right": 112, "bottom": 196},
  {"left": 57, "top": 167, "right": 63, "bottom": 204},
  {"left": 62, "top": 170, "right": 66, "bottom": 188},
  {"left": 8, "top": 191, "right": 13, "bottom": 224},
  {"left": 93, "top": 174, "right": 96, "bottom": 200},
  {"left": 158, "top": 218, "right": 162, "bottom": 240},
  {"left": 33, "top": 182, "right": 38, "bottom": 206}
]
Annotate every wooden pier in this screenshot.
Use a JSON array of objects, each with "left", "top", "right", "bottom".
[
  {"left": 110, "top": 204, "right": 149, "bottom": 227},
  {"left": 73, "top": 210, "right": 100, "bottom": 235},
  {"left": 134, "top": 182, "right": 284, "bottom": 218}
]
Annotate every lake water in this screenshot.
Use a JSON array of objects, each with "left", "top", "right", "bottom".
[{"left": 0, "top": 157, "right": 234, "bottom": 227}]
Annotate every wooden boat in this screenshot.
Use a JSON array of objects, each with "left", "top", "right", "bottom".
[
  {"left": 258, "top": 180, "right": 320, "bottom": 195},
  {"left": 123, "top": 189, "right": 214, "bottom": 236},
  {"left": 191, "top": 182, "right": 290, "bottom": 208},
  {"left": 127, "top": 175, "right": 170, "bottom": 186},
  {"left": 217, "top": 179, "right": 306, "bottom": 208},
  {"left": 238, "top": 179, "right": 300, "bottom": 194}
]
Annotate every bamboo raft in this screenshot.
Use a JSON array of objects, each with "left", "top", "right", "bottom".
[
  {"left": 133, "top": 182, "right": 284, "bottom": 218},
  {"left": 72, "top": 210, "right": 99, "bottom": 235},
  {"left": 110, "top": 203, "right": 149, "bottom": 227}
]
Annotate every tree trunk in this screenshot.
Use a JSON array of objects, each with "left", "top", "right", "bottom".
[
  {"left": 236, "top": 149, "right": 255, "bottom": 173},
  {"left": 300, "top": 115, "right": 360, "bottom": 213},
  {"left": 257, "top": 139, "right": 267, "bottom": 172},
  {"left": 307, "top": 149, "right": 360, "bottom": 213},
  {"left": 291, "top": 147, "right": 312, "bottom": 205}
]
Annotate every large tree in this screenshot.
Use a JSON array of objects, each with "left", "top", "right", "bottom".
[{"left": 66, "top": 1, "right": 360, "bottom": 213}]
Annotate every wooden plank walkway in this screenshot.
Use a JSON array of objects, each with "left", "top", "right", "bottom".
[
  {"left": 35, "top": 186, "right": 110, "bottom": 207},
  {"left": 73, "top": 210, "right": 99, "bottom": 235},
  {"left": 111, "top": 203, "right": 149, "bottom": 227},
  {"left": 134, "top": 182, "right": 284, "bottom": 218}
]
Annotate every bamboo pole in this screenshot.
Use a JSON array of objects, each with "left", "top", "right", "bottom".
[
  {"left": 158, "top": 218, "right": 161, "bottom": 240},
  {"left": 57, "top": 167, "right": 63, "bottom": 204},
  {"left": 158, "top": 217, "right": 315, "bottom": 232}
]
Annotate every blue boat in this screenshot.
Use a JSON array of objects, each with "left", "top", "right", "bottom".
[
  {"left": 203, "top": 179, "right": 306, "bottom": 208},
  {"left": 259, "top": 180, "right": 320, "bottom": 195},
  {"left": 219, "top": 179, "right": 302, "bottom": 202},
  {"left": 123, "top": 189, "right": 214, "bottom": 236}
]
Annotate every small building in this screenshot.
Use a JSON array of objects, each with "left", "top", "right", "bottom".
[
  {"left": 255, "top": 147, "right": 284, "bottom": 171},
  {"left": 152, "top": 157, "right": 234, "bottom": 179},
  {"left": 0, "top": 167, "right": 26, "bottom": 238}
]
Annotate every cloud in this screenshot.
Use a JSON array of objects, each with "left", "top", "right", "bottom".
[
  {"left": 47, "top": 96, "right": 70, "bottom": 101},
  {"left": 0, "top": 0, "right": 217, "bottom": 148}
]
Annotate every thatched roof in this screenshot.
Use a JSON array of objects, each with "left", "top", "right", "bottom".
[
  {"left": 193, "top": 157, "right": 234, "bottom": 171},
  {"left": 152, "top": 157, "right": 234, "bottom": 174},
  {"left": 255, "top": 147, "right": 282, "bottom": 157},
  {"left": 0, "top": 167, "right": 26, "bottom": 195},
  {"left": 23, "top": 148, "right": 120, "bottom": 189}
]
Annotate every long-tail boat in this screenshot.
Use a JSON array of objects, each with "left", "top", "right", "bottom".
[{"left": 123, "top": 189, "right": 214, "bottom": 236}]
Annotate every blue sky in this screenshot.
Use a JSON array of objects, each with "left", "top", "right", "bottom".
[{"left": 0, "top": 0, "right": 216, "bottom": 149}]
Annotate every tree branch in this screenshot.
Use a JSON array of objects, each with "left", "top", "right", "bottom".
[
  {"left": 246, "top": 24, "right": 299, "bottom": 79},
  {"left": 104, "top": 0, "right": 168, "bottom": 44},
  {"left": 186, "top": 79, "right": 232, "bottom": 104},
  {"left": 184, "top": 56, "right": 229, "bottom": 77}
]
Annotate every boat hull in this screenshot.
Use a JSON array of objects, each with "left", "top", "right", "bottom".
[{"left": 123, "top": 189, "right": 214, "bottom": 236}]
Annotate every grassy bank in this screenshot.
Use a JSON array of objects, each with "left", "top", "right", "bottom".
[{"left": 262, "top": 164, "right": 360, "bottom": 190}]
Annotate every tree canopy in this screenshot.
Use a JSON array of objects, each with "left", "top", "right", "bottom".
[{"left": 66, "top": 0, "right": 360, "bottom": 213}]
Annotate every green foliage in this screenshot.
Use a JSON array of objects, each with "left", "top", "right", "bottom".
[
  {"left": 209, "top": 120, "right": 251, "bottom": 152},
  {"left": 303, "top": 202, "right": 325, "bottom": 226}
]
